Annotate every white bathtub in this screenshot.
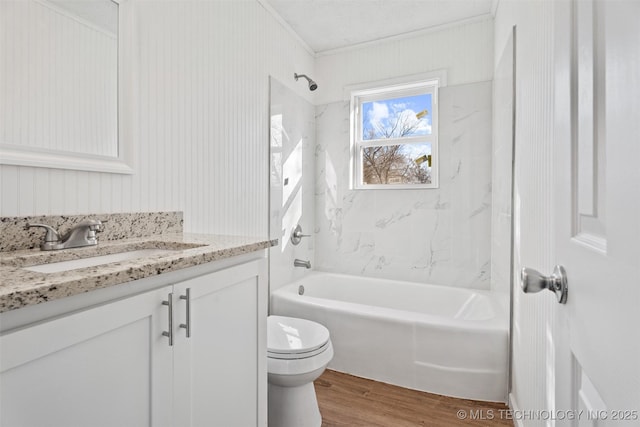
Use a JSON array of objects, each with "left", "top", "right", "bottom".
[{"left": 271, "top": 272, "right": 509, "bottom": 402}]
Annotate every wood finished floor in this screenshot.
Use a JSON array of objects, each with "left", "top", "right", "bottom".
[{"left": 314, "top": 370, "right": 513, "bottom": 427}]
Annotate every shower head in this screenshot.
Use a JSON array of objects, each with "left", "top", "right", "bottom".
[{"left": 294, "top": 73, "right": 318, "bottom": 91}]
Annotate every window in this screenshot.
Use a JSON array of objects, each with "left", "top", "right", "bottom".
[{"left": 351, "top": 79, "right": 439, "bottom": 189}]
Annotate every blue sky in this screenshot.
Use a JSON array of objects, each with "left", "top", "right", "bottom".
[{"left": 362, "top": 93, "right": 432, "bottom": 140}]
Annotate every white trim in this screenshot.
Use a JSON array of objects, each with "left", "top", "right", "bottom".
[
  {"left": 253, "top": 3, "right": 492, "bottom": 59},
  {"left": 255, "top": 0, "right": 315, "bottom": 57},
  {"left": 316, "top": 13, "right": 494, "bottom": 57},
  {"left": 343, "top": 70, "right": 447, "bottom": 102},
  {"left": 491, "top": 0, "right": 500, "bottom": 17},
  {"left": 0, "top": 0, "right": 136, "bottom": 175},
  {"left": 0, "top": 145, "right": 134, "bottom": 174},
  {"left": 117, "top": 0, "right": 137, "bottom": 174},
  {"left": 35, "top": 0, "right": 118, "bottom": 38},
  {"left": 350, "top": 79, "right": 440, "bottom": 190},
  {"left": 354, "top": 80, "right": 441, "bottom": 103}
]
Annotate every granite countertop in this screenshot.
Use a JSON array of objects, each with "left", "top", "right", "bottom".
[{"left": 0, "top": 233, "right": 276, "bottom": 313}]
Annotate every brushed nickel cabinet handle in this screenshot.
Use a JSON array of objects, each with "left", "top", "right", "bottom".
[
  {"left": 179, "top": 288, "right": 191, "bottom": 338},
  {"left": 162, "top": 293, "right": 174, "bottom": 346}
]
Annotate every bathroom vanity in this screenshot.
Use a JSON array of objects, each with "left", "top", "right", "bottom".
[{"left": 0, "top": 223, "right": 273, "bottom": 427}]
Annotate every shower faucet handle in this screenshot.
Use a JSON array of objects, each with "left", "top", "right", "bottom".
[{"left": 290, "top": 224, "right": 311, "bottom": 245}]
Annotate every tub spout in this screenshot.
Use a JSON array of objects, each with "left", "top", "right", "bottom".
[{"left": 294, "top": 259, "right": 311, "bottom": 269}]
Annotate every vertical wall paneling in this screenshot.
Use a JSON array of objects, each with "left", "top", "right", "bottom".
[
  {"left": 17, "top": 167, "right": 34, "bottom": 216},
  {"left": 100, "top": 174, "right": 112, "bottom": 216},
  {"left": 0, "top": 1, "right": 315, "bottom": 238},
  {"left": 0, "top": 167, "right": 18, "bottom": 216},
  {"left": 33, "top": 168, "right": 50, "bottom": 215},
  {"left": 46, "top": 169, "right": 64, "bottom": 214},
  {"left": 494, "top": 1, "right": 556, "bottom": 424},
  {"left": 75, "top": 171, "right": 89, "bottom": 215}
]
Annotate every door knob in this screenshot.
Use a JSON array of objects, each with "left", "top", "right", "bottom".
[{"left": 520, "top": 265, "right": 568, "bottom": 304}]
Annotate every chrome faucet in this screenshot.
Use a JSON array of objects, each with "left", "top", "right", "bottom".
[
  {"left": 25, "top": 219, "right": 104, "bottom": 251},
  {"left": 294, "top": 259, "right": 311, "bottom": 269}
]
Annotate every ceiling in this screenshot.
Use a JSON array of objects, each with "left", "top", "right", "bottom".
[{"left": 264, "top": 0, "right": 494, "bottom": 54}]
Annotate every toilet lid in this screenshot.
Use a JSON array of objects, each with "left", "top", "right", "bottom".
[{"left": 267, "top": 316, "right": 330, "bottom": 357}]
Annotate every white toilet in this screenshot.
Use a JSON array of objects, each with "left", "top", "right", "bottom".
[{"left": 267, "top": 315, "right": 334, "bottom": 427}]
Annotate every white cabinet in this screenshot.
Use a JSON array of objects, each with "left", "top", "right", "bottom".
[
  {"left": 0, "top": 257, "right": 267, "bottom": 427},
  {"left": 0, "top": 285, "right": 174, "bottom": 427},
  {"left": 172, "top": 259, "right": 267, "bottom": 427}
]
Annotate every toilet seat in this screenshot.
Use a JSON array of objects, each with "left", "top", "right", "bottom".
[
  {"left": 267, "top": 340, "right": 334, "bottom": 377},
  {"left": 267, "top": 316, "right": 330, "bottom": 360},
  {"left": 268, "top": 341, "right": 330, "bottom": 360}
]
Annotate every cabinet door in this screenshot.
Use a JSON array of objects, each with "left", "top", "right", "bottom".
[
  {"left": 0, "top": 286, "right": 174, "bottom": 427},
  {"left": 173, "top": 259, "right": 267, "bottom": 427}
]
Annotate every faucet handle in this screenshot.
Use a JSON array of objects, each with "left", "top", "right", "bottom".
[
  {"left": 83, "top": 220, "right": 105, "bottom": 242},
  {"left": 76, "top": 219, "right": 104, "bottom": 232},
  {"left": 291, "top": 224, "right": 311, "bottom": 245},
  {"left": 94, "top": 219, "right": 107, "bottom": 232},
  {"left": 25, "top": 223, "right": 60, "bottom": 243}
]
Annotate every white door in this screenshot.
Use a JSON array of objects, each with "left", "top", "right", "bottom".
[{"left": 551, "top": 0, "right": 640, "bottom": 423}]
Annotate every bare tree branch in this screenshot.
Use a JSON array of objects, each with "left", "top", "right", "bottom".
[{"left": 362, "top": 108, "right": 431, "bottom": 185}]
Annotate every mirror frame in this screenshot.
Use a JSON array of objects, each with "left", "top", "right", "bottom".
[{"left": 0, "top": 0, "right": 136, "bottom": 174}]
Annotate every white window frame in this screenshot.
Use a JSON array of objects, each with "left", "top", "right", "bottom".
[{"left": 350, "top": 77, "right": 441, "bottom": 190}]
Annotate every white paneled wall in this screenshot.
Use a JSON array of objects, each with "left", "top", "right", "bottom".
[
  {"left": 315, "top": 16, "right": 494, "bottom": 104},
  {"left": 494, "top": 1, "right": 556, "bottom": 424},
  {"left": 0, "top": 0, "right": 315, "bottom": 237}
]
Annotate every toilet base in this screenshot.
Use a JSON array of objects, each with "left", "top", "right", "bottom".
[{"left": 268, "top": 381, "right": 321, "bottom": 427}]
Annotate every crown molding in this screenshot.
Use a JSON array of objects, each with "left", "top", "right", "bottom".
[{"left": 256, "top": 0, "right": 316, "bottom": 56}]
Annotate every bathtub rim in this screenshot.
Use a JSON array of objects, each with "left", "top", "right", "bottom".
[{"left": 272, "top": 271, "right": 509, "bottom": 333}]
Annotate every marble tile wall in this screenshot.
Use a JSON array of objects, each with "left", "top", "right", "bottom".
[
  {"left": 0, "top": 211, "right": 183, "bottom": 252},
  {"left": 269, "top": 78, "right": 316, "bottom": 291},
  {"left": 314, "top": 81, "right": 493, "bottom": 289}
]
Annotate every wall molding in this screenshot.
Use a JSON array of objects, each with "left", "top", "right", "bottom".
[
  {"left": 316, "top": 14, "right": 494, "bottom": 58},
  {"left": 255, "top": 0, "right": 315, "bottom": 56}
]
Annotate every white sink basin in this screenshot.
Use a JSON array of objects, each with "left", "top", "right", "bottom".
[{"left": 23, "top": 249, "right": 177, "bottom": 274}]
